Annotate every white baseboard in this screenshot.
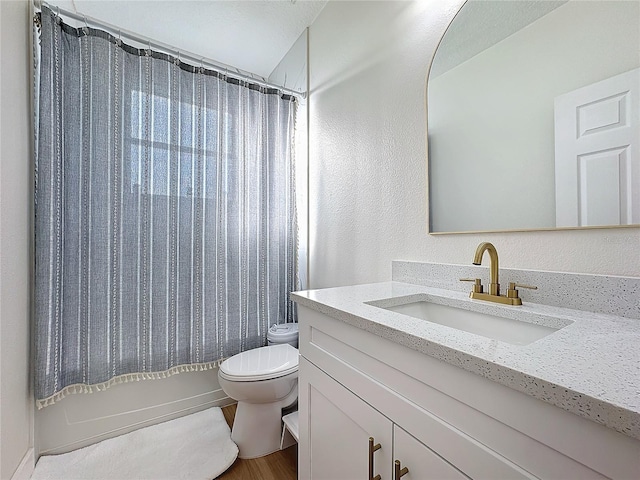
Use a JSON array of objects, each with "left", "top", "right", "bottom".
[{"left": 11, "top": 448, "right": 34, "bottom": 480}]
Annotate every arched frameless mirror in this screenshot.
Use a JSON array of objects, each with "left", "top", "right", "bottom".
[{"left": 427, "top": 0, "right": 640, "bottom": 234}]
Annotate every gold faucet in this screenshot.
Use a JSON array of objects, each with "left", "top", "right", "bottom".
[
  {"left": 473, "top": 242, "right": 500, "bottom": 295},
  {"left": 460, "top": 242, "right": 537, "bottom": 306}
]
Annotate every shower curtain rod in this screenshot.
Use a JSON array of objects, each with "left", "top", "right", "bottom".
[{"left": 35, "top": 0, "right": 306, "bottom": 99}]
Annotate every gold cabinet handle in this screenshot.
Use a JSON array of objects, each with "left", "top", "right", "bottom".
[
  {"left": 394, "top": 460, "right": 409, "bottom": 479},
  {"left": 368, "top": 437, "right": 382, "bottom": 480}
]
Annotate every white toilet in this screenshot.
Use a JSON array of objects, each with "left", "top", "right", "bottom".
[{"left": 218, "top": 323, "right": 299, "bottom": 459}]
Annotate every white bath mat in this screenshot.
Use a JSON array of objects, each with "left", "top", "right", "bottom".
[{"left": 31, "top": 407, "right": 238, "bottom": 480}]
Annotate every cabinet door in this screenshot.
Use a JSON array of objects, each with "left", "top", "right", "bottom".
[
  {"left": 299, "top": 357, "right": 393, "bottom": 480},
  {"left": 394, "top": 425, "right": 469, "bottom": 480}
]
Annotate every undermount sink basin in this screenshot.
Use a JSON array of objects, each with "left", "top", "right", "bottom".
[{"left": 377, "top": 300, "right": 566, "bottom": 346}]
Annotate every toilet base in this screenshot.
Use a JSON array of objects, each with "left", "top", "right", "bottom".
[{"left": 232, "top": 401, "right": 288, "bottom": 459}]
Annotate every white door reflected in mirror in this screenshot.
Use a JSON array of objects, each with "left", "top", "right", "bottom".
[{"left": 554, "top": 68, "right": 639, "bottom": 227}]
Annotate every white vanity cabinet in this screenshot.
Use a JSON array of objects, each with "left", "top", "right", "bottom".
[
  {"left": 302, "top": 356, "right": 474, "bottom": 480},
  {"left": 296, "top": 305, "right": 640, "bottom": 480}
]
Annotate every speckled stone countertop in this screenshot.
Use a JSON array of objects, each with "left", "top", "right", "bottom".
[{"left": 292, "top": 282, "right": 640, "bottom": 440}]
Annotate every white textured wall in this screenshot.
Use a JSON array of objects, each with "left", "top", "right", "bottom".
[
  {"left": 429, "top": 1, "right": 639, "bottom": 232},
  {"left": 0, "top": 0, "right": 34, "bottom": 477},
  {"left": 308, "top": 0, "right": 640, "bottom": 290}
]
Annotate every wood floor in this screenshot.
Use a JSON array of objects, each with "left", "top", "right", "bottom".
[{"left": 216, "top": 404, "right": 298, "bottom": 480}]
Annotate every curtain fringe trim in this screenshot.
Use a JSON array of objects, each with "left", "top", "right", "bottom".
[{"left": 36, "top": 359, "right": 225, "bottom": 409}]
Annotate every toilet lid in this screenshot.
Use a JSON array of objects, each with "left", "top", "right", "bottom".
[{"left": 219, "top": 344, "right": 299, "bottom": 381}]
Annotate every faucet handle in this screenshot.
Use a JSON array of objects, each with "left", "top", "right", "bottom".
[
  {"left": 506, "top": 282, "right": 537, "bottom": 299},
  {"left": 460, "top": 278, "right": 483, "bottom": 293}
]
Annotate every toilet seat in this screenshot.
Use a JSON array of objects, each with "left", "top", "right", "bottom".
[{"left": 219, "top": 344, "right": 298, "bottom": 382}]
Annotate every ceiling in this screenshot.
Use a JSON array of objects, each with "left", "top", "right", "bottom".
[
  {"left": 45, "top": 0, "right": 327, "bottom": 79},
  {"left": 430, "top": 0, "right": 567, "bottom": 78}
]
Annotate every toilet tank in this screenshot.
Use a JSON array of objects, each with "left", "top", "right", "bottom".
[{"left": 267, "top": 323, "right": 299, "bottom": 348}]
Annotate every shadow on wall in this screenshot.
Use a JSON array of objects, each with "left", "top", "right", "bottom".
[{"left": 310, "top": 1, "right": 418, "bottom": 95}]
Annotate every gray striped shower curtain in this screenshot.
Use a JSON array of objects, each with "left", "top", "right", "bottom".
[{"left": 34, "top": 6, "right": 299, "bottom": 407}]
